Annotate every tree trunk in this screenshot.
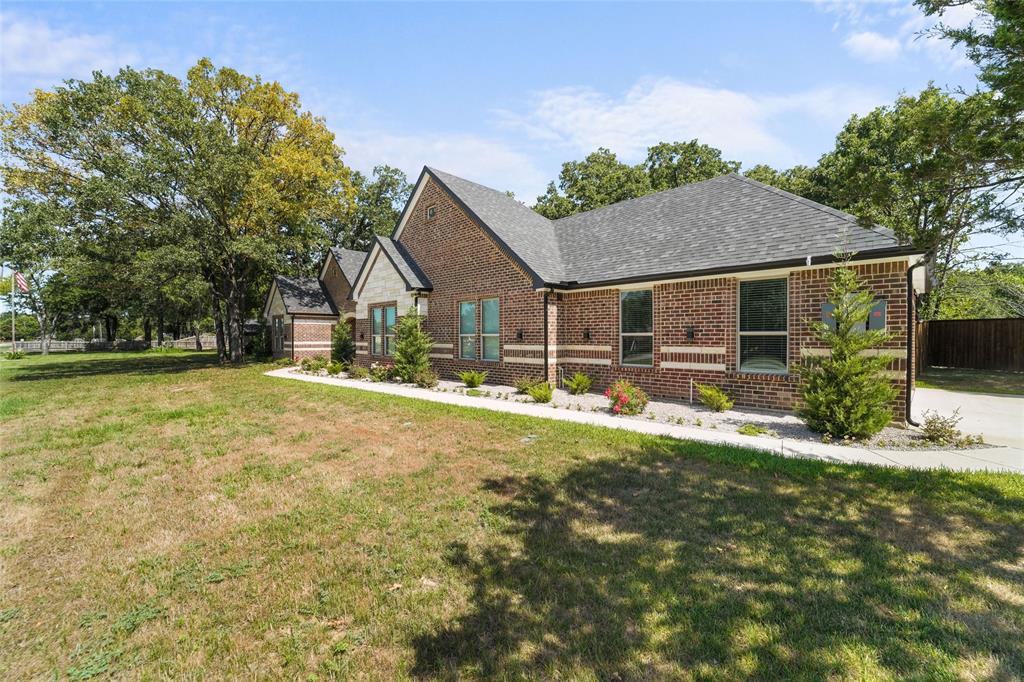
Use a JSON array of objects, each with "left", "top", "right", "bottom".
[
  {"left": 143, "top": 318, "right": 152, "bottom": 346},
  {"left": 212, "top": 295, "right": 227, "bottom": 362},
  {"left": 38, "top": 312, "right": 50, "bottom": 356},
  {"left": 226, "top": 288, "right": 243, "bottom": 364},
  {"left": 193, "top": 321, "right": 202, "bottom": 351},
  {"left": 157, "top": 308, "right": 165, "bottom": 346}
]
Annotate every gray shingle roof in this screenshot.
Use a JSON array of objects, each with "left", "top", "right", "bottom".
[
  {"left": 424, "top": 169, "right": 918, "bottom": 288},
  {"left": 274, "top": 275, "right": 338, "bottom": 316},
  {"left": 330, "top": 247, "right": 368, "bottom": 285},
  {"left": 377, "top": 236, "right": 432, "bottom": 290}
]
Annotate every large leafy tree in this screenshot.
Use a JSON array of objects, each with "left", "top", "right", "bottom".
[
  {"left": 535, "top": 142, "right": 740, "bottom": 219},
  {"left": 644, "top": 140, "right": 740, "bottom": 192},
  {"left": 818, "top": 86, "right": 1021, "bottom": 317},
  {"left": 0, "top": 200, "right": 75, "bottom": 354},
  {"left": 937, "top": 262, "right": 1024, "bottom": 318},
  {"left": 534, "top": 148, "right": 652, "bottom": 219},
  {"left": 1, "top": 59, "right": 356, "bottom": 362},
  {"left": 327, "top": 165, "right": 412, "bottom": 250},
  {"left": 742, "top": 164, "right": 833, "bottom": 204}
]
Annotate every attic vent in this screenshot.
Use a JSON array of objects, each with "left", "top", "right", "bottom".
[{"left": 425, "top": 205, "right": 437, "bottom": 220}]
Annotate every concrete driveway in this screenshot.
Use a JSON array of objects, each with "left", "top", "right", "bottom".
[{"left": 913, "top": 387, "right": 1024, "bottom": 448}]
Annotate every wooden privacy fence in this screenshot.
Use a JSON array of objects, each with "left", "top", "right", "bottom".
[{"left": 917, "top": 318, "right": 1024, "bottom": 372}]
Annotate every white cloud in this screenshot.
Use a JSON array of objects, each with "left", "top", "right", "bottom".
[
  {"left": 336, "top": 129, "right": 550, "bottom": 201},
  {"left": 497, "top": 77, "right": 884, "bottom": 168},
  {"left": 842, "top": 31, "right": 902, "bottom": 62},
  {"left": 0, "top": 13, "right": 137, "bottom": 78}
]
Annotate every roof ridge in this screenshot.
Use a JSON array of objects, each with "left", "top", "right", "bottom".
[
  {"left": 731, "top": 173, "right": 896, "bottom": 241},
  {"left": 551, "top": 173, "right": 735, "bottom": 225}
]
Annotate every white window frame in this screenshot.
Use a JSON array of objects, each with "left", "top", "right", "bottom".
[
  {"left": 619, "top": 289, "right": 654, "bottom": 367},
  {"left": 480, "top": 297, "right": 500, "bottom": 362},
  {"left": 459, "top": 301, "right": 477, "bottom": 360},
  {"left": 371, "top": 307, "right": 383, "bottom": 355},
  {"left": 425, "top": 204, "right": 437, "bottom": 220},
  {"left": 737, "top": 276, "right": 789, "bottom": 374}
]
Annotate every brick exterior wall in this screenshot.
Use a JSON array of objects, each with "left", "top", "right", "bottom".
[
  {"left": 322, "top": 256, "right": 356, "bottom": 317},
  {"left": 351, "top": 176, "right": 913, "bottom": 417},
  {"left": 355, "top": 178, "right": 550, "bottom": 386},
  {"left": 290, "top": 316, "right": 335, "bottom": 361}
]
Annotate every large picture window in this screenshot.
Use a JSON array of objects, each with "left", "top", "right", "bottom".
[
  {"left": 372, "top": 305, "right": 396, "bottom": 355},
  {"left": 620, "top": 289, "right": 653, "bottom": 366},
  {"left": 460, "top": 301, "right": 477, "bottom": 359},
  {"left": 481, "top": 298, "right": 500, "bottom": 361},
  {"left": 739, "top": 279, "right": 788, "bottom": 372}
]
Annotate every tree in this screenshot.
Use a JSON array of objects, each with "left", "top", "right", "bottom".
[
  {"left": 327, "top": 165, "right": 412, "bottom": 250},
  {"left": 798, "top": 266, "right": 898, "bottom": 439},
  {"left": 818, "top": 86, "right": 1022, "bottom": 317},
  {"left": 742, "top": 164, "right": 832, "bottom": 204},
  {"left": 0, "top": 200, "right": 75, "bottom": 354},
  {"left": 331, "top": 320, "right": 356, "bottom": 365},
  {"left": 391, "top": 307, "right": 434, "bottom": 385},
  {"left": 915, "top": 1, "right": 1024, "bottom": 194},
  {"left": 1, "top": 59, "right": 357, "bottom": 363},
  {"left": 936, "top": 262, "right": 1024, "bottom": 318},
  {"left": 644, "top": 140, "right": 739, "bottom": 192},
  {"left": 534, "top": 148, "right": 651, "bottom": 219}
]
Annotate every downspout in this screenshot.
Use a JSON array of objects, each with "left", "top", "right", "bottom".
[
  {"left": 543, "top": 290, "right": 550, "bottom": 383},
  {"left": 905, "top": 259, "right": 926, "bottom": 426}
]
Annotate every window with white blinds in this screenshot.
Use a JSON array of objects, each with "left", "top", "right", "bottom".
[
  {"left": 739, "top": 279, "right": 788, "bottom": 372},
  {"left": 620, "top": 289, "right": 653, "bottom": 366}
]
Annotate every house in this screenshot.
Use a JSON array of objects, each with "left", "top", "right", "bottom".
[
  {"left": 262, "top": 247, "right": 366, "bottom": 361},
  {"left": 268, "top": 167, "right": 925, "bottom": 414}
]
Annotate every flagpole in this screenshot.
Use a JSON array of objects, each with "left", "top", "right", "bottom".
[{"left": 10, "top": 269, "right": 15, "bottom": 353}]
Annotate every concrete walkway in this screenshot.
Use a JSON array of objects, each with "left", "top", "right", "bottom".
[
  {"left": 914, "top": 387, "right": 1024, "bottom": 449},
  {"left": 266, "top": 368, "right": 1024, "bottom": 475}
]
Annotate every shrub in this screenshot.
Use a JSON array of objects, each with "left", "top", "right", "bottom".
[
  {"left": 458, "top": 370, "right": 487, "bottom": 388},
  {"left": 920, "top": 409, "right": 981, "bottom": 446},
  {"left": 392, "top": 307, "right": 433, "bottom": 383},
  {"left": 326, "top": 361, "right": 344, "bottom": 376},
  {"left": 605, "top": 379, "right": 648, "bottom": 415},
  {"left": 369, "top": 362, "right": 392, "bottom": 382},
  {"left": 348, "top": 365, "right": 369, "bottom": 380},
  {"left": 563, "top": 372, "right": 593, "bottom": 395},
  {"left": 412, "top": 368, "right": 439, "bottom": 388},
  {"left": 515, "top": 376, "right": 543, "bottom": 394},
  {"left": 273, "top": 356, "right": 295, "bottom": 366},
  {"left": 301, "top": 355, "right": 328, "bottom": 373},
  {"left": 696, "top": 383, "right": 734, "bottom": 412},
  {"left": 527, "top": 381, "right": 553, "bottom": 403},
  {"left": 737, "top": 423, "right": 778, "bottom": 437},
  {"left": 331, "top": 321, "right": 356, "bottom": 365},
  {"left": 798, "top": 265, "right": 897, "bottom": 439},
  {"left": 4, "top": 350, "right": 26, "bottom": 360}
]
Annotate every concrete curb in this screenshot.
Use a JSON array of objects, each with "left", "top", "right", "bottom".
[{"left": 265, "top": 368, "right": 1024, "bottom": 474}]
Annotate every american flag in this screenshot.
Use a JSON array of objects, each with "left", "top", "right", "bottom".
[{"left": 14, "top": 272, "right": 28, "bottom": 293}]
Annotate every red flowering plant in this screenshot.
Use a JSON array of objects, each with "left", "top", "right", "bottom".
[{"left": 604, "top": 379, "right": 649, "bottom": 416}]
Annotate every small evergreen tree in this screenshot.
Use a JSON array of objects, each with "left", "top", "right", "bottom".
[
  {"left": 331, "top": 321, "right": 355, "bottom": 365},
  {"left": 392, "top": 307, "right": 433, "bottom": 382},
  {"left": 798, "top": 266, "right": 898, "bottom": 439}
]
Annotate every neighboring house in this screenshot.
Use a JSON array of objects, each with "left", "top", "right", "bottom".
[
  {"left": 272, "top": 167, "right": 926, "bottom": 414},
  {"left": 263, "top": 247, "right": 366, "bottom": 360}
]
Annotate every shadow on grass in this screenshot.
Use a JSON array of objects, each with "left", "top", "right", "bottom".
[
  {"left": 412, "top": 441, "right": 1024, "bottom": 679},
  {"left": 6, "top": 351, "right": 229, "bottom": 382}
]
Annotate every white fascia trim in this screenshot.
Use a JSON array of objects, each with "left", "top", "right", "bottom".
[
  {"left": 318, "top": 249, "right": 337, "bottom": 281},
  {"left": 557, "top": 255, "right": 914, "bottom": 294},
  {"left": 352, "top": 242, "right": 384, "bottom": 300},
  {"left": 262, "top": 280, "right": 280, "bottom": 320},
  {"left": 391, "top": 174, "right": 428, "bottom": 242}
]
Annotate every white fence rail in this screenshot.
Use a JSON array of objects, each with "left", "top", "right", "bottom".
[{"left": 4, "top": 335, "right": 218, "bottom": 353}]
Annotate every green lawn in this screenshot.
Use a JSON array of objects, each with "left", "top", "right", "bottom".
[
  {"left": 917, "top": 367, "right": 1024, "bottom": 395},
  {"left": 1, "top": 352, "right": 1022, "bottom": 680}
]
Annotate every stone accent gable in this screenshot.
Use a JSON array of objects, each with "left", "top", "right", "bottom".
[
  {"left": 321, "top": 253, "right": 356, "bottom": 316},
  {"left": 354, "top": 248, "right": 418, "bottom": 319}
]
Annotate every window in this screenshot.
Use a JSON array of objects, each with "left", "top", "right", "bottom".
[
  {"left": 273, "top": 317, "right": 284, "bottom": 351},
  {"left": 371, "top": 305, "right": 396, "bottom": 355},
  {"left": 739, "top": 279, "right": 788, "bottom": 372},
  {"left": 425, "top": 205, "right": 437, "bottom": 220},
  {"left": 460, "top": 301, "right": 477, "bottom": 359},
  {"left": 481, "top": 298, "right": 500, "bottom": 361},
  {"left": 620, "top": 290, "right": 653, "bottom": 366}
]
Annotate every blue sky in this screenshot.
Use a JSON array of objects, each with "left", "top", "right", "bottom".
[{"left": 6, "top": 0, "right": 1015, "bottom": 258}]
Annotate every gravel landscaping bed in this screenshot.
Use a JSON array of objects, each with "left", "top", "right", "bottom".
[{"left": 290, "top": 368, "right": 989, "bottom": 451}]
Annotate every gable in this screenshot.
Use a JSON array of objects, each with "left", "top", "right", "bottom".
[
  {"left": 394, "top": 176, "right": 538, "bottom": 291},
  {"left": 320, "top": 253, "right": 352, "bottom": 312},
  {"left": 263, "top": 282, "right": 287, "bottom": 319},
  {"left": 353, "top": 245, "right": 420, "bottom": 318}
]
